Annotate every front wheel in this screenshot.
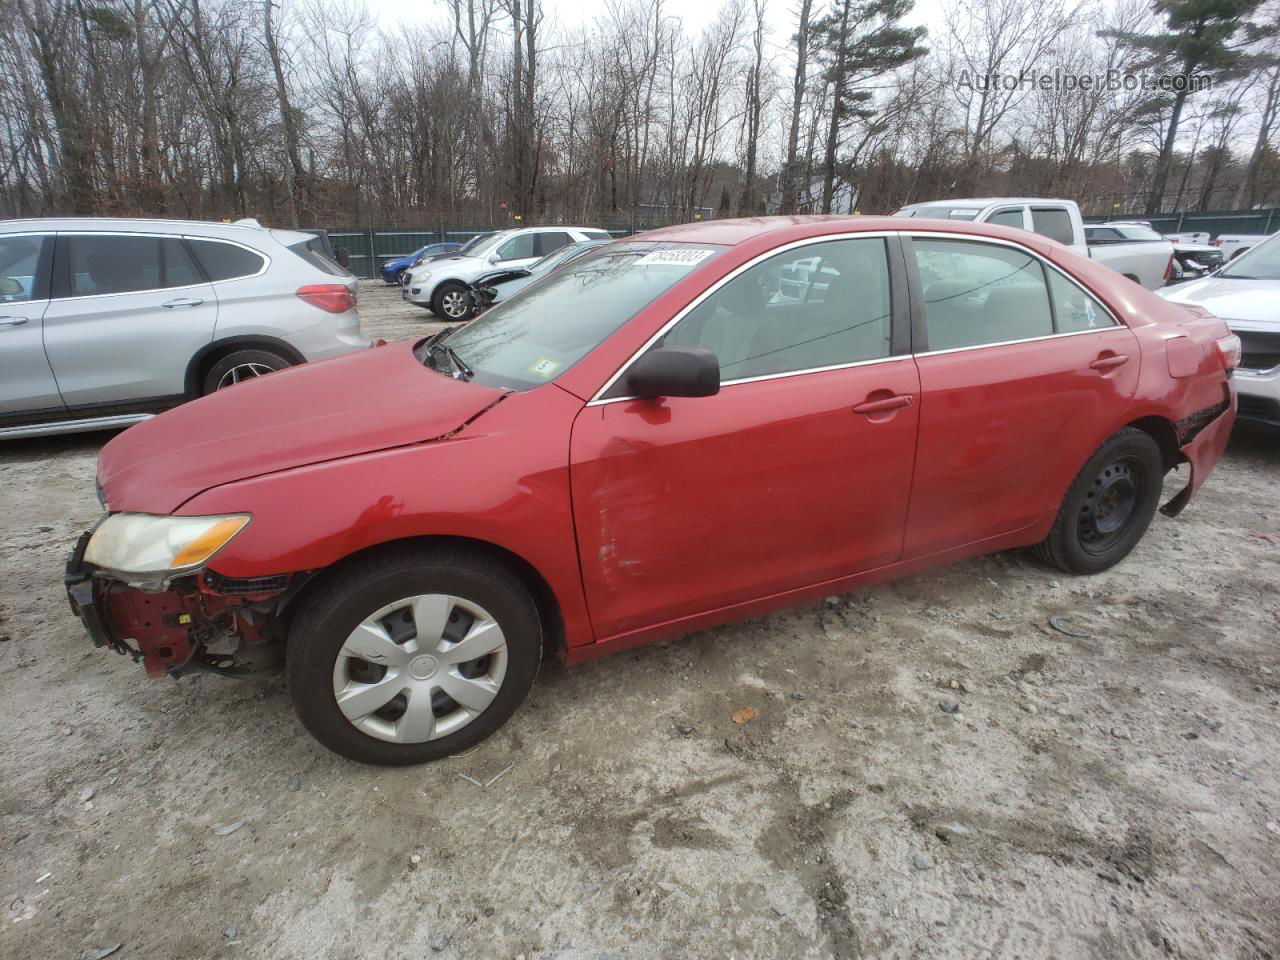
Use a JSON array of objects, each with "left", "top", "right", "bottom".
[
  {"left": 1033, "top": 427, "right": 1164, "bottom": 574},
  {"left": 287, "top": 548, "right": 541, "bottom": 765},
  {"left": 432, "top": 281, "right": 473, "bottom": 321}
]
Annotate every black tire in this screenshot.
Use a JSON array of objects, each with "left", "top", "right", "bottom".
[
  {"left": 431, "top": 281, "right": 473, "bottom": 321},
  {"left": 1033, "top": 427, "right": 1164, "bottom": 574},
  {"left": 202, "top": 348, "right": 291, "bottom": 395},
  {"left": 286, "top": 547, "right": 541, "bottom": 765},
  {"left": 392, "top": 268, "right": 406, "bottom": 285}
]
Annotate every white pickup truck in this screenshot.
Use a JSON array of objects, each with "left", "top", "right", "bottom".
[{"left": 893, "top": 198, "right": 1174, "bottom": 289}]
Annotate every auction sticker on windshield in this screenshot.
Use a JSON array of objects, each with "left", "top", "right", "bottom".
[
  {"left": 528, "top": 358, "right": 562, "bottom": 378},
  {"left": 636, "top": 249, "right": 717, "bottom": 266}
]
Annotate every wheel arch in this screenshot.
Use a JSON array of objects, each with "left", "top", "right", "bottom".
[
  {"left": 1124, "top": 414, "right": 1181, "bottom": 472},
  {"left": 281, "top": 534, "right": 566, "bottom": 662},
  {"left": 186, "top": 336, "right": 307, "bottom": 397}
]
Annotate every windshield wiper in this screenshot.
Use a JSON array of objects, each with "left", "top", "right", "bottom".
[
  {"left": 428, "top": 340, "right": 473, "bottom": 379},
  {"left": 443, "top": 344, "right": 474, "bottom": 379}
]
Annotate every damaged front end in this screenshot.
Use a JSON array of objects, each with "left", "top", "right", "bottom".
[{"left": 64, "top": 515, "right": 299, "bottom": 680}]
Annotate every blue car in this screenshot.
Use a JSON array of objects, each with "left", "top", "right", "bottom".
[{"left": 379, "top": 242, "right": 463, "bottom": 284}]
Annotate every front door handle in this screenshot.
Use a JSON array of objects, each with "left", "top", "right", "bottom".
[
  {"left": 853, "top": 394, "right": 914, "bottom": 415},
  {"left": 1089, "top": 353, "right": 1129, "bottom": 371},
  {"left": 0, "top": 316, "right": 29, "bottom": 326},
  {"left": 162, "top": 297, "right": 204, "bottom": 308}
]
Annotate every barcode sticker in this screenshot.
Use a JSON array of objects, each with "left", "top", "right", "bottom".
[{"left": 635, "top": 249, "right": 716, "bottom": 266}]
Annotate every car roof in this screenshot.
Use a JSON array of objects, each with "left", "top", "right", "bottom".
[
  {"left": 899, "top": 198, "right": 1076, "bottom": 208},
  {"left": 629, "top": 214, "right": 1054, "bottom": 247},
  {"left": 0, "top": 216, "right": 278, "bottom": 240}
]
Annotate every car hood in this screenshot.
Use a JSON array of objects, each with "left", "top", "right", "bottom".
[
  {"left": 98, "top": 341, "right": 507, "bottom": 514},
  {"left": 474, "top": 267, "right": 532, "bottom": 287},
  {"left": 1158, "top": 276, "right": 1280, "bottom": 326}
]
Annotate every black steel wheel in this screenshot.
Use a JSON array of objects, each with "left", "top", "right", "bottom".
[{"left": 1033, "top": 428, "right": 1164, "bottom": 574}]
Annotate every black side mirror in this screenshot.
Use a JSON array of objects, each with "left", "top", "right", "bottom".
[
  {"left": 626, "top": 347, "right": 720, "bottom": 399},
  {"left": 334, "top": 246, "right": 351, "bottom": 268}
]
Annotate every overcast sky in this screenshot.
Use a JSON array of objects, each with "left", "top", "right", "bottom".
[{"left": 362, "top": 0, "right": 951, "bottom": 46}]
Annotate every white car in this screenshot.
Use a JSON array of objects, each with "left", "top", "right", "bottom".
[
  {"left": 403, "top": 226, "right": 611, "bottom": 319},
  {"left": 1159, "top": 231, "right": 1280, "bottom": 428}
]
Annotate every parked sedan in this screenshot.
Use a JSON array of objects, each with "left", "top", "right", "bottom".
[
  {"left": 66, "top": 217, "right": 1237, "bottom": 765},
  {"left": 468, "top": 239, "right": 609, "bottom": 313},
  {"left": 379, "top": 242, "right": 463, "bottom": 284},
  {"left": 1159, "top": 231, "right": 1280, "bottom": 427},
  {"left": 1, "top": 217, "right": 368, "bottom": 440}
]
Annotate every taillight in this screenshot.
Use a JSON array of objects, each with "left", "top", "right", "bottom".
[
  {"left": 1212, "top": 238, "right": 1222, "bottom": 246},
  {"left": 1215, "top": 334, "right": 1241, "bottom": 372},
  {"left": 296, "top": 284, "right": 355, "bottom": 313},
  {"left": 1163, "top": 255, "right": 1175, "bottom": 282}
]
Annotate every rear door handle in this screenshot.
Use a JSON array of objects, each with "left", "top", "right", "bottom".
[
  {"left": 0, "top": 317, "right": 29, "bottom": 326},
  {"left": 1089, "top": 354, "right": 1129, "bottom": 371},
  {"left": 853, "top": 394, "right": 914, "bottom": 415},
  {"left": 162, "top": 297, "right": 204, "bottom": 308}
]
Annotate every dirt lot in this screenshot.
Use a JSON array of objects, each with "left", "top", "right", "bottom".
[{"left": 2, "top": 281, "right": 1278, "bottom": 960}]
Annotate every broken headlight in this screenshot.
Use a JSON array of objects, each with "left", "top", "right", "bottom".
[{"left": 84, "top": 513, "right": 251, "bottom": 576}]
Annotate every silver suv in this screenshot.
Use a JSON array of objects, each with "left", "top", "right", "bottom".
[
  {"left": 0, "top": 217, "right": 369, "bottom": 439},
  {"left": 403, "top": 226, "right": 611, "bottom": 319}
]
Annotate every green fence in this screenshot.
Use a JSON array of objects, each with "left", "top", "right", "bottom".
[
  {"left": 326, "top": 224, "right": 638, "bottom": 279},
  {"left": 1084, "top": 207, "right": 1280, "bottom": 238}
]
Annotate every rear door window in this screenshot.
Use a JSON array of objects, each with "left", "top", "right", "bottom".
[
  {"left": 64, "top": 234, "right": 201, "bottom": 296},
  {"left": 187, "top": 238, "right": 267, "bottom": 281},
  {"left": 1030, "top": 208, "right": 1076, "bottom": 245},
  {"left": 535, "top": 232, "right": 573, "bottom": 257},
  {"left": 911, "top": 238, "right": 1053, "bottom": 350}
]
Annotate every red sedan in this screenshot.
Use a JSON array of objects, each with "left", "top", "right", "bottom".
[{"left": 66, "top": 216, "right": 1239, "bottom": 765}]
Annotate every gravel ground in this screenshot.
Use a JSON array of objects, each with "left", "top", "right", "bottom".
[{"left": 1, "top": 280, "right": 1278, "bottom": 960}]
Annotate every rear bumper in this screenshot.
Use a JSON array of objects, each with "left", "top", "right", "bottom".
[{"left": 1161, "top": 389, "right": 1237, "bottom": 517}]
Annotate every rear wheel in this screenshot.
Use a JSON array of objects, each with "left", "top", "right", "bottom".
[
  {"left": 287, "top": 548, "right": 541, "bottom": 765},
  {"left": 432, "top": 281, "right": 473, "bottom": 321},
  {"left": 1033, "top": 428, "right": 1164, "bottom": 574},
  {"left": 202, "top": 348, "right": 290, "bottom": 395}
]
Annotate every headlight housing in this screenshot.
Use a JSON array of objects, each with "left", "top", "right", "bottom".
[{"left": 85, "top": 513, "right": 250, "bottom": 576}]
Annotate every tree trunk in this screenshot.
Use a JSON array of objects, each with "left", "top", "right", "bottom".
[
  {"left": 1146, "top": 87, "right": 1188, "bottom": 214},
  {"left": 265, "top": 0, "right": 306, "bottom": 225},
  {"left": 781, "top": 0, "right": 812, "bottom": 214}
]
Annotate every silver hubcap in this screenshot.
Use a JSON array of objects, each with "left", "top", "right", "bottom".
[
  {"left": 217, "top": 362, "right": 276, "bottom": 390},
  {"left": 441, "top": 290, "right": 468, "bottom": 318},
  {"left": 331, "top": 594, "right": 508, "bottom": 744}
]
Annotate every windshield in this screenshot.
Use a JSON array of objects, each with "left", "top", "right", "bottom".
[
  {"left": 529, "top": 241, "right": 603, "bottom": 276},
  {"left": 417, "top": 241, "right": 728, "bottom": 390},
  {"left": 1219, "top": 232, "right": 1280, "bottom": 280},
  {"left": 896, "top": 206, "right": 981, "bottom": 220},
  {"left": 458, "top": 233, "right": 496, "bottom": 256}
]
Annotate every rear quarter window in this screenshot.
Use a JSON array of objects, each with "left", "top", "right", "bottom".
[
  {"left": 188, "top": 239, "right": 266, "bottom": 281},
  {"left": 288, "top": 237, "right": 350, "bottom": 277}
]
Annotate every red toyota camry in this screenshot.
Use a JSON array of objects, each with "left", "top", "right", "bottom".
[{"left": 66, "top": 216, "right": 1239, "bottom": 765}]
